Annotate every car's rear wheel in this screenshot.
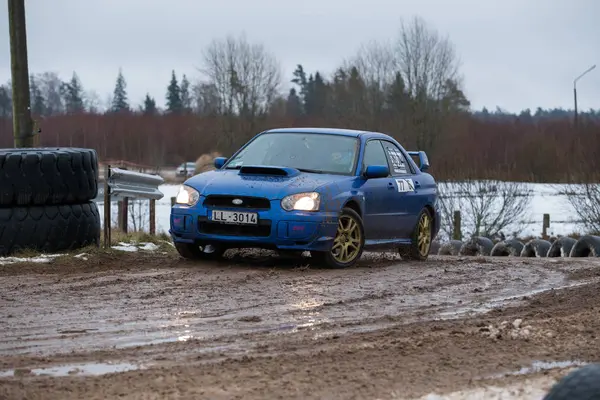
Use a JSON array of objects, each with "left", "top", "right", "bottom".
[
  {"left": 175, "top": 242, "right": 227, "bottom": 260},
  {"left": 400, "top": 208, "right": 432, "bottom": 261},
  {"left": 312, "top": 207, "right": 365, "bottom": 268}
]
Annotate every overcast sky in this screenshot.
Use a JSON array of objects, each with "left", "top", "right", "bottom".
[{"left": 0, "top": 0, "right": 598, "bottom": 113}]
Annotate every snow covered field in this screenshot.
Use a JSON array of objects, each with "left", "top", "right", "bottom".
[{"left": 96, "top": 182, "right": 588, "bottom": 239}]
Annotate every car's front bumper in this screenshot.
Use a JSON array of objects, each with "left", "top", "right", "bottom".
[{"left": 169, "top": 200, "right": 339, "bottom": 252}]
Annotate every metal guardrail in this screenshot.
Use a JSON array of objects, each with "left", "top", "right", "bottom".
[{"left": 102, "top": 165, "right": 165, "bottom": 248}]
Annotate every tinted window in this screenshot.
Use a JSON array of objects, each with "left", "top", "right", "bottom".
[
  {"left": 381, "top": 141, "right": 411, "bottom": 175},
  {"left": 363, "top": 140, "right": 389, "bottom": 171},
  {"left": 226, "top": 132, "right": 359, "bottom": 175}
]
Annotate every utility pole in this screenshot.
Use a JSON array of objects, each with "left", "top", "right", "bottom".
[
  {"left": 8, "top": 0, "right": 34, "bottom": 148},
  {"left": 573, "top": 64, "right": 596, "bottom": 130}
]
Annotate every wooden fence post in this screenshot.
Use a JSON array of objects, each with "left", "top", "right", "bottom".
[
  {"left": 452, "top": 210, "right": 462, "bottom": 241},
  {"left": 542, "top": 213, "right": 550, "bottom": 239},
  {"left": 149, "top": 199, "right": 156, "bottom": 235},
  {"left": 103, "top": 165, "right": 111, "bottom": 248},
  {"left": 118, "top": 198, "right": 129, "bottom": 233}
]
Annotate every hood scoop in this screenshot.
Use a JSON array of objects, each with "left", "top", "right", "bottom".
[{"left": 238, "top": 165, "right": 295, "bottom": 176}]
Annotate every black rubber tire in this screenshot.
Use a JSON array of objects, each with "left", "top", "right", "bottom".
[
  {"left": 311, "top": 207, "right": 365, "bottom": 268},
  {"left": 437, "top": 240, "right": 463, "bottom": 256},
  {"left": 175, "top": 242, "right": 227, "bottom": 260},
  {"left": 569, "top": 235, "right": 600, "bottom": 257},
  {"left": 490, "top": 239, "right": 524, "bottom": 256},
  {"left": 547, "top": 236, "right": 577, "bottom": 258},
  {"left": 0, "top": 147, "right": 98, "bottom": 207},
  {"left": 459, "top": 236, "right": 494, "bottom": 256},
  {"left": 400, "top": 208, "right": 433, "bottom": 261},
  {"left": 543, "top": 363, "right": 600, "bottom": 400},
  {"left": 0, "top": 202, "right": 100, "bottom": 256},
  {"left": 520, "top": 238, "right": 552, "bottom": 257}
]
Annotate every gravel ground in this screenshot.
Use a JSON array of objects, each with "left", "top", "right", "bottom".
[{"left": 1, "top": 250, "right": 599, "bottom": 399}]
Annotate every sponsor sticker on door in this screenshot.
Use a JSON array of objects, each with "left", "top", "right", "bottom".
[{"left": 395, "top": 178, "right": 415, "bottom": 192}]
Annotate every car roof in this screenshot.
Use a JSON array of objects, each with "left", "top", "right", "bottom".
[{"left": 263, "top": 127, "right": 392, "bottom": 139}]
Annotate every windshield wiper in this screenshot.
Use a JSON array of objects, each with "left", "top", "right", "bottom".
[
  {"left": 297, "top": 168, "right": 324, "bottom": 174},
  {"left": 225, "top": 165, "right": 242, "bottom": 170}
]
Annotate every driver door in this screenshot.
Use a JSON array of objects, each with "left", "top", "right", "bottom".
[{"left": 360, "top": 139, "right": 397, "bottom": 240}]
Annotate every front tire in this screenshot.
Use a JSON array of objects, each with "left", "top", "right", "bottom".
[
  {"left": 175, "top": 242, "right": 227, "bottom": 261},
  {"left": 311, "top": 207, "right": 365, "bottom": 268},
  {"left": 400, "top": 208, "right": 432, "bottom": 261}
]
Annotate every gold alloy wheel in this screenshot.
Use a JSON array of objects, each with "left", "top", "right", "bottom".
[
  {"left": 331, "top": 214, "right": 362, "bottom": 263},
  {"left": 417, "top": 212, "right": 432, "bottom": 257}
]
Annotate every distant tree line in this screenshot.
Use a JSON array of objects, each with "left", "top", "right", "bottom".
[{"left": 0, "top": 16, "right": 598, "bottom": 183}]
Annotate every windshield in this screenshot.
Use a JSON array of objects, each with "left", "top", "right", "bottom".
[{"left": 225, "top": 132, "right": 359, "bottom": 175}]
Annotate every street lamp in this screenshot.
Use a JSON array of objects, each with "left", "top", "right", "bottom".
[{"left": 573, "top": 64, "right": 596, "bottom": 129}]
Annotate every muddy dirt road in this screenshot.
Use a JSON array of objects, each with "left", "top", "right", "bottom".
[{"left": 1, "top": 250, "right": 600, "bottom": 399}]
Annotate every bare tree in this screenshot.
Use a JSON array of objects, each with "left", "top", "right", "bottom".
[
  {"left": 394, "top": 16, "right": 462, "bottom": 101},
  {"left": 342, "top": 40, "right": 397, "bottom": 121},
  {"left": 437, "top": 180, "right": 533, "bottom": 239},
  {"left": 191, "top": 82, "right": 221, "bottom": 116},
  {"left": 84, "top": 90, "right": 102, "bottom": 113},
  {"left": 395, "top": 17, "right": 467, "bottom": 152},
  {"left": 198, "top": 34, "right": 282, "bottom": 118},
  {"left": 37, "top": 72, "right": 65, "bottom": 115},
  {"left": 560, "top": 183, "right": 600, "bottom": 233}
]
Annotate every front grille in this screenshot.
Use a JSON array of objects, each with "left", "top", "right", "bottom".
[
  {"left": 198, "top": 217, "right": 271, "bottom": 237},
  {"left": 203, "top": 195, "right": 271, "bottom": 210}
]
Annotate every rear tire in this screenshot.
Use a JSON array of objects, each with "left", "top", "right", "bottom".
[
  {"left": 175, "top": 242, "right": 227, "bottom": 260},
  {"left": 400, "top": 208, "right": 432, "bottom": 261},
  {"left": 311, "top": 207, "right": 365, "bottom": 268}
]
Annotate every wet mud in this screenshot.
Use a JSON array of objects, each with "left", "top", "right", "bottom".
[{"left": 1, "top": 251, "right": 600, "bottom": 399}]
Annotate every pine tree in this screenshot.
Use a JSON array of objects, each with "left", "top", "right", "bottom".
[
  {"left": 111, "top": 68, "right": 129, "bottom": 112},
  {"left": 143, "top": 93, "right": 157, "bottom": 115},
  {"left": 29, "top": 75, "right": 46, "bottom": 116},
  {"left": 180, "top": 74, "right": 191, "bottom": 112},
  {"left": 63, "top": 72, "right": 85, "bottom": 114},
  {"left": 285, "top": 88, "right": 302, "bottom": 117},
  {"left": 166, "top": 70, "right": 182, "bottom": 113}
]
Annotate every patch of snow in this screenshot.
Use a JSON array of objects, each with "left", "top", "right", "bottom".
[
  {"left": 112, "top": 244, "right": 138, "bottom": 252},
  {"left": 74, "top": 253, "right": 89, "bottom": 261},
  {"left": 111, "top": 241, "right": 161, "bottom": 253},
  {"left": 0, "top": 254, "right": 64, "bottom": 265},
  {"left": 139, "top": 242, "right": 159, "bottom": 251}
]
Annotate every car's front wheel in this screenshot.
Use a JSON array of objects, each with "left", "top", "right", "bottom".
[
  {"left": 175, "top": 242, "right": 227, "bottom": 261},
  {"left": 399, "top": 208, "right": 432, "bottom": 261},
  {"left": 312, "top": 207, "right": 365, "bottom": 268}
]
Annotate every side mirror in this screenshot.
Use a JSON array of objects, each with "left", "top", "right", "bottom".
[
  {"left": 364, "top": 165, "right": 389, "bottom": 179},
  {"left": 214, "top": 157, "right": 228, "bottom": 169}
]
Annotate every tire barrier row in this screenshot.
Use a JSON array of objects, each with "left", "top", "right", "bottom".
[
  {"left": 0, "top": 148, "right": 101, "bottom": 256},
  {"left": 434, "top": 234, "right": 600, "bottom": 258}
]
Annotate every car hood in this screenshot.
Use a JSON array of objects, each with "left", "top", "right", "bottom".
[{"left": 185, "top": 167, "right": 346, "bottom": 200}]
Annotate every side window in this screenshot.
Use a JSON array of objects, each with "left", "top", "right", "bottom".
[
  {"left": 362, "top": 140, "right": 390, "bottom": 172},
  {"left": 382, "top": 141, "right": 413, "bottom": 175}
]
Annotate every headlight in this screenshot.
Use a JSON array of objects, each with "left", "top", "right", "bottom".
[
  {"left": 281, "top": 192, "right": 320, "bottom": 211},
  {"left": 175, "top": 185, "right": 200, "bottom": 206}
]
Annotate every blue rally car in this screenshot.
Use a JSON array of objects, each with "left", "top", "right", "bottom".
[{"left": 170, "top": 128, "right": 440, "bottom": 268}]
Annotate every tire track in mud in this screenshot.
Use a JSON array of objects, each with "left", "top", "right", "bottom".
[{"left": 0, "top": 256, "right": 592, "bottom": 358}]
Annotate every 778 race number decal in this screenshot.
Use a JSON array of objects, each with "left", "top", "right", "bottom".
[{"left": 395, "top": 178, "right": 415, "bottom": 192}]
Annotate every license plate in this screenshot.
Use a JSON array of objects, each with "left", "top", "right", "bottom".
[{"left": 211, "top": 210, "right": 258, "bottom": 225}]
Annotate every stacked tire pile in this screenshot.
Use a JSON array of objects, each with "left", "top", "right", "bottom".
[
  {"left": 0, "top": 148, "right": 101, "bottom": 256},
  {"left": 434, "top": 234, "right": 600, "bottom": 258}
]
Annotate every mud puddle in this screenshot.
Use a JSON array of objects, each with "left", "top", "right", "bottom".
[
  {"left": 0, "top": 362, "right": 145, "bottom": 378},
  {"left": 0, "top": 257, "right": 591, "bottom": 358}
]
